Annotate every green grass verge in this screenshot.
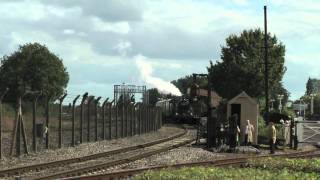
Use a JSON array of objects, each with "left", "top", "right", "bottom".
[
  {"left": 248, "top": 157, "right": 320, "bottom": 173},
  {"left": 133, "top": 166, "right": 319, "bottom": 180}
]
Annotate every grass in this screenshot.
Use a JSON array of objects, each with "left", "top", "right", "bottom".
[
  {"left": 133, "top": 166, "right": 320, "bottom": 180},
  {"left": 247, "top": 157, "right": 320, "bottom": 173}
]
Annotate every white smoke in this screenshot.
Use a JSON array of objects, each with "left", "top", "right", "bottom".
[{"left": 135, "top": 55, "right": 182, "bottom": 96}]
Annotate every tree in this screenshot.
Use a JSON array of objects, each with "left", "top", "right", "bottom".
[
  {"left": 305, "top": 78, "right": 320, "bottom": 95},
  {"left": 0, "top": 43, "right": 69, "bottom": 155},
  {"left": 0, "top": 43, "right": 69, "bottom": 101},
  {"left": 171, "top": 75, "right": 207, "bottom": 95},
  {"left": 208, "top": 29, "right": 286, "bottom": 100},
  {"left": 306, "top": 78, "right": 313, "bottom": 95},
  {"left": 148, "top": 88, "right": 161, "bottom": 106}
]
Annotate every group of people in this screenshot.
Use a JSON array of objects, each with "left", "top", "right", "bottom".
[
  {"left": 231, "top": 114, "right": 282, "bottom": 154},
  {"left": 229, "top": 115, "right": 254, "bottom": 149},
  {"left": 232, "top": 119, "right": 255, "bottom": 147}
]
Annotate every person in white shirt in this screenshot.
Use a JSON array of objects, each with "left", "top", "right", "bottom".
[{"left": 245, "top": 120, "right": 254, "bottom": 145}]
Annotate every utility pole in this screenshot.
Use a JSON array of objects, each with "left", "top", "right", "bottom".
[
  {"left": 264, "top": 5, "right": 269, "bottom": 122},
  {"left": 193, "top": 73, "right": 216, "bottom": 148}
]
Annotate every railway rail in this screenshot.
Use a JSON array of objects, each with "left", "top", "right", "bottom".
[
  {"left": 36, "top": 129, "right": 195, "bottom": 179},
  {"left": 65, "top": 149, "right": 320, "bottom": 180},
  {"left": 0, "top": 126, "right": 190, "bottom": 178}
]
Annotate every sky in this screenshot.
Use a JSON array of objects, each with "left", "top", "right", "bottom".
[{"left": 0, "top": 0, "right": 319, "bottom": 102}]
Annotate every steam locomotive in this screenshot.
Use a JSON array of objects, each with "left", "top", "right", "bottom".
[{"left": 155, "top": 96, "right": 206, "bottom": 124}]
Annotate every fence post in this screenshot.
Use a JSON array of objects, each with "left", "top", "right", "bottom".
[
  {"left": 159, "top": 107, "right": 162, "bottom": 129},
  {"left": 102, "top": 98, "right": 109, "bottom": 140},
  {"left": 127, "top": 104, "right": 129, "bottom": 137},
  {"left": 130, "top": 103, "right": 133, "bottom": 136},
  {"left": 152, "top": 108, "right": 156, "bottom": 131},
  {"left": 122, "top": 104, "right": 125, "bottom": 138},
  {"left": 32, "top": 92, "right": 41, "bottom": 152},
  {"left": 58, "top": 93, "right": 67, "bottom": 148},
  {"left": 160, "top": 107, "right": 163, "bottom": 128},
  {"left": 109, "top": 100, "right": 114, "bottom": 140},
  {"left": 0, "top": 88, "right": 8, "bottom": 159},
  {"left": 94, "top": 97, "right": 101, "bottom": 142},
  {"left": 133, "top": 103, "right": 138, "bottom": 135},
  {"left": 155, "top": 107, "right": 160, "bottom": 130},
  {"left": 141, "top": 105, "right": 144, "bottom": 134},
  {"left": 138, "top": 104, "right": 141, "bottom": 135},
  {"left": 147, "top": 106, "right": 150, "bottom": 133},
  {"left": 72, "top": 95, "right": 80, "bottom": 147},
  {"left": 45, "top": 96, "right": 51, "bottom": 149},
  {"left": 144, "top": 105, "right": 147, "bottom": 133},
  {"left": 87, "top": 96, "right": 94, "bottom": 142},
  {"left": 151, "top": 107, "right": 154, "bottom": 131},
  {"left": 153, "top": 108, "right": 156, "bottom": 131},
  {"left": 80, "top": 93, "right": 88, "bottom": 144},
  {"left": 129, "top": 104, "right": 131, "bottom": 136},
  {"left": 115, "top": 102, "right": 118, "bottom": 139}
]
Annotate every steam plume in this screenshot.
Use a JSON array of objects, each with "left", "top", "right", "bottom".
[{"left": 135, "top": 55, "right": 182, "bottom": 96}]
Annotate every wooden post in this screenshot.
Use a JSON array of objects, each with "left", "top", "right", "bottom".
[{"left": 11, "top": 96, "right": 29, "bottom": 156}]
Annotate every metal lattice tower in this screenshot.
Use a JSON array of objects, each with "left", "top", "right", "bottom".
[{"left": 114, "top": 84, "right": 148, "bottom": 104}]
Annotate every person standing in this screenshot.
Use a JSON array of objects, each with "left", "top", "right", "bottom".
[
  {"left": 245, "top": 120, "right": 254, "bottom": 146},
  {"left": 269, "top": 121, "right": 277, "bottom": 154},
  {"left": 236, "top": 125, "right": 241, "bottom": 146},
  {"left": 229, "top": 114, "right": 238, "bottom": 150}
]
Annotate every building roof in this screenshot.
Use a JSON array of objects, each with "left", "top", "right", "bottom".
[{"left": 228, "top": 91, "right": 258, "bottom": 105}]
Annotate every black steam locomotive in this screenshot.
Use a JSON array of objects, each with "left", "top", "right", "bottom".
[{"left": 155, "top": 96, "right": 206, "bottom": 124}]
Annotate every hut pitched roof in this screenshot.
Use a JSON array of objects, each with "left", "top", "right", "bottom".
[{"left": 228, "top": 91, "right": 257, "bottom": 105}]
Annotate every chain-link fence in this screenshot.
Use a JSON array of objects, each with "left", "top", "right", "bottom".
[{"left": 0, "top": 94, "right": 162, "bottom": 157}]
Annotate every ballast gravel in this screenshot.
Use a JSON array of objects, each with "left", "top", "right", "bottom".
[{"left": 0, "top": 125, "right": 183, "bottom": 170}]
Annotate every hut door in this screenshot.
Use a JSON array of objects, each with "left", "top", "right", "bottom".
[{"left": 231, "top": 104, "right": 241, "bottom": 126}]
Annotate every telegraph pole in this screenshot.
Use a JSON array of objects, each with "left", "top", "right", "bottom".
[{"left": 264, "top": 5, "right": 269, "bottom": 121}]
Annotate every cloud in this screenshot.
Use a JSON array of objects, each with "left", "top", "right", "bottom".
[
  {"left": 63, "top": 29, "right": 75, "bottom": 35},
  {"left": 91, "top": 17, "right": 130, "bottom": 34},
  {"left": 114, "top": 40, "right": 132, "bottom": 56},
  {"left": 0, "top": 0, "right": 319, "bottom": 101},
  {"left": 48, "top": 0, "right": 144, "bottom": 22}
]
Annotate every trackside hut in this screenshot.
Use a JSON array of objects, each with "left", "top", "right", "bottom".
[{"left": 227, "top": 91, "right": 259, "bottom": 144}]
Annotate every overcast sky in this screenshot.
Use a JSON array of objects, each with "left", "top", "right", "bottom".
[{"left": 0, "top": 0, "right": 319, "bottom": 101}]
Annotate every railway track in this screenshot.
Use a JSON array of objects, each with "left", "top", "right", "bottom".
[
  {"left": 66, "top": 149, "right": 320, "bottom": 180},
  {"left": 36, "top": 129, "right": 195, "bottom": 179},
  {"left": 0, "top": 126, "right": 190, "bottom": 178}
]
